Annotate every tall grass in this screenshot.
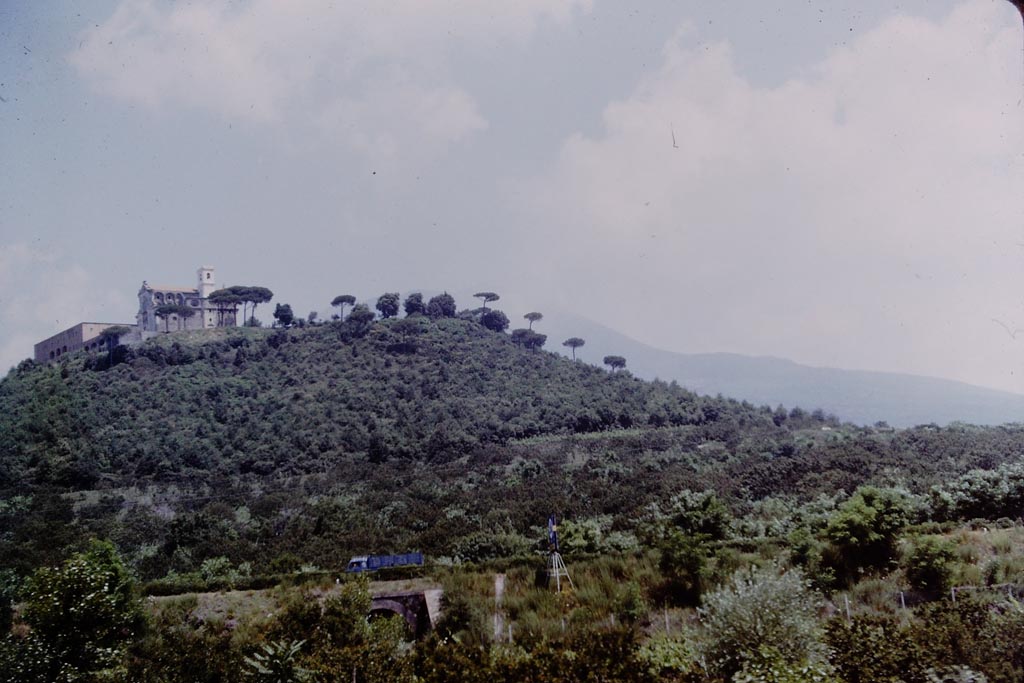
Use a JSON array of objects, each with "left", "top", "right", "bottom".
[{"left": 495, "top": 554, "right": 662, "bottom": 645}]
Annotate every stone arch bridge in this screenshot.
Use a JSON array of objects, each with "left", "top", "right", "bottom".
[{"left": 370, "top": 588, "right": 442, "bottom": 638}]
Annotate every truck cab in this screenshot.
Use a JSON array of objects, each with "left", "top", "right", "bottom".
[{"left": 346, "top": 556, "right": 370, "bottom": 572}]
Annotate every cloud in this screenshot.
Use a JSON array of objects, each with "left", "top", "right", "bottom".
[
  {"left": 315, "top": 71, "right": 486, "bottom": 161},
  {"left": 69, "top": 0, "right": 590, "bottom": 162},
  {"left": 0, "top": 244, "right": 133, "bottom": 375},
  {"left": 515, "top": 1, "right": 1024, "bottom": 392}
]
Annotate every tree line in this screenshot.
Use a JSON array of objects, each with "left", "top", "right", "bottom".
[
  {"left": 139, "top": 281, "right": 626, "bottom": 371},
  {"left": 268, "top": 289, "right": 624, "bottom": 370}
]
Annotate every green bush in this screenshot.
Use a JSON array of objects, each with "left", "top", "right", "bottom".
[
  {"left": 698, "top": 564, "right": 825, "bottom": 679},
  {"left": 636, "top": 635, "right": 696, "bottom": 680},
  {"left": 0, "top": 570, "right": 18, "bottom": 635},
  {"left": 614, "top": 581, "right": 649, "bottom": 624},
  {"left": 658, "top": 529, "right": 709, "bottom": 606},
  {"left": 904, "top": 537, "right": 956, "bottom": 597},
  {"left": 922, "top": 666, "right": 989, "bottom": 682},
  {"left": 909, "top": 599, "right": 1024, "bottom": 683},
  {"left": 242, "top": 640, "right": 312, "bottom": 682},
  {"left": 825, "top": 486, "right": 910, "bottom": 582},
  {"left": 3, "top": 540, "right": 144, "bottom": 683},
  {"left": 734, "top": 646, "right": 837, "bottom": 683},
  {"left": 268, "top": 552, "right": 303, "bottom": 574},
  {"left": 787, "top": 527, "right": 838, "bottom": 591},
  {"left": 930, "top": 462, "right": 1024, "bottom": 522},
  {"left": 488, "top": 629, "right": 655, "bottom": 683},
  {"left": 826, "top": 615, "right": 929, "bottom": 683},
  {"left": 664, "top": 489, "right": 733, "bottom": 541}
]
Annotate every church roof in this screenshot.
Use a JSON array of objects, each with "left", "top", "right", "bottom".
[{"left": 149, "top": 286, "right": 199, "bottom": 294}]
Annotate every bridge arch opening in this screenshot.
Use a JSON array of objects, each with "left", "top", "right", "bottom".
[{"left": 369, "top": 599, "right": 418, "bottom": 636}]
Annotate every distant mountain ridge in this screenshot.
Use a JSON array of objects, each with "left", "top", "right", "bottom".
[{"left": 543, "top": 314, "right": 1024, "bottom": 428}]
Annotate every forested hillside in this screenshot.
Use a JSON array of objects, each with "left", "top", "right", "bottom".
[
  {"left": 0, "top": 316, "right": 773, "bottom": 490},
  {"left": 4, "top": 313, "right": 1024, "bottom": 682},
  {"left": 1, "top": 314, "right": 1022, "bottom": 581}
]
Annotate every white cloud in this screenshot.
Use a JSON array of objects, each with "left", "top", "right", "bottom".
[
  {"left": 515, "top": 1, "right": 1024, "bottom": 392},
  {"left": 0, "top": 244, "right": 133, "bottom": 375},
  {"left": 315, "top": 70, "right": 486, "bottom": 163},
  {"left": 70, "top": 0, "right": 589, "bottom": 160}
]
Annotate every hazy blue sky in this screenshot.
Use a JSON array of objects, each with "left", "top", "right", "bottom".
[{"left": 2, "top": 0, "right": 1022, "bottom": 394}]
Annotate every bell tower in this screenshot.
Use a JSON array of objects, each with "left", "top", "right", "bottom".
[{"left": 197, "top": 266, "right": 216, "bottom": 299}]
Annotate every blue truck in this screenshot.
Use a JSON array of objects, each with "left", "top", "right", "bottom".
[{"left": 345, "top": 552, "right": 424, "bottom": 573}]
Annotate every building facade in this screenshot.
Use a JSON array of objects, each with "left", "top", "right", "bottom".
[
  {"left": 34, "top": 266, "right": 238, "bottom": 363},
  {"left": 33, "top": 322, "right": 137, "bottom": 363},
  {"left": 136, "top": 266, "right": 238, "bottom": 337}
]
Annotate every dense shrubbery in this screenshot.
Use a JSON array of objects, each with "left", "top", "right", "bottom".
[
  {"left": 930, "top": 462, "right": 1024, "bottom": 522},
  {"left": 0, "top": 540, "right": 143, "bottom": 682},
  {"left": 1, "top": 315, "right": 1024, "bottom": 586},
  {"left": 0, "top": 318, "right": 744, "bottom": 488},
  {"left": 823, "top": 486, "right": 910, "bottom": 584},
  {"left": 904, "top": 537, "right": 956, "bottom": 597},
  {"left": 0, "top": 317, "right": 832, "bottom": 578},
  {"left": 825, "top": 599, "right": 1024, "bottom": 683},
  {"left": 3, "top": 522, "right": 1024, "bottom": 681},
  {"left": 698, "top": 564, "right": 825, "bottom": 679}
]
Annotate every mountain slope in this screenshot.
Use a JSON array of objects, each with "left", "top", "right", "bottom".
[
  {"left": 542, "top": 314, "right": 1024, "bottom": 427},
  {"left": 4, "top": 314, "right": 1024, "bottom": 580},
  {"left": 0, "top": 317, "right": 776, "bottom": 491}
]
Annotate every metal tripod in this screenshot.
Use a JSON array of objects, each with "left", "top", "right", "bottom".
[{"left": 547, "top": 551, "right": 575, "bottom": 592}]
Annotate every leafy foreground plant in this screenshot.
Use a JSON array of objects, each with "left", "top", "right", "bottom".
[
  {"left": 0, "top": 540, "right": 143, "bottom": 683},
  {"left": 733, "top": 646, "right": 837, "bottom": 683},
  {"left": 243, "top": 639, "right": 311, "bottom": 683},
  {"left": 698, "top": 563, "right": 826, "bottom": 680}
]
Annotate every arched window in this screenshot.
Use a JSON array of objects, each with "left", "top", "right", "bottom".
[{"left": 49, "top": 350, "right": 54, "bottom": 359}]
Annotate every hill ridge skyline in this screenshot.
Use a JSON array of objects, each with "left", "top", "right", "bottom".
[{"left": 541, "top": 311, "right": 1024, "bottom": 428}]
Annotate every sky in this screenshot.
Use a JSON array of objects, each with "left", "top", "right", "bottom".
[{"left": 1, "top": 0, "right": 1023, "bottom": 394}]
